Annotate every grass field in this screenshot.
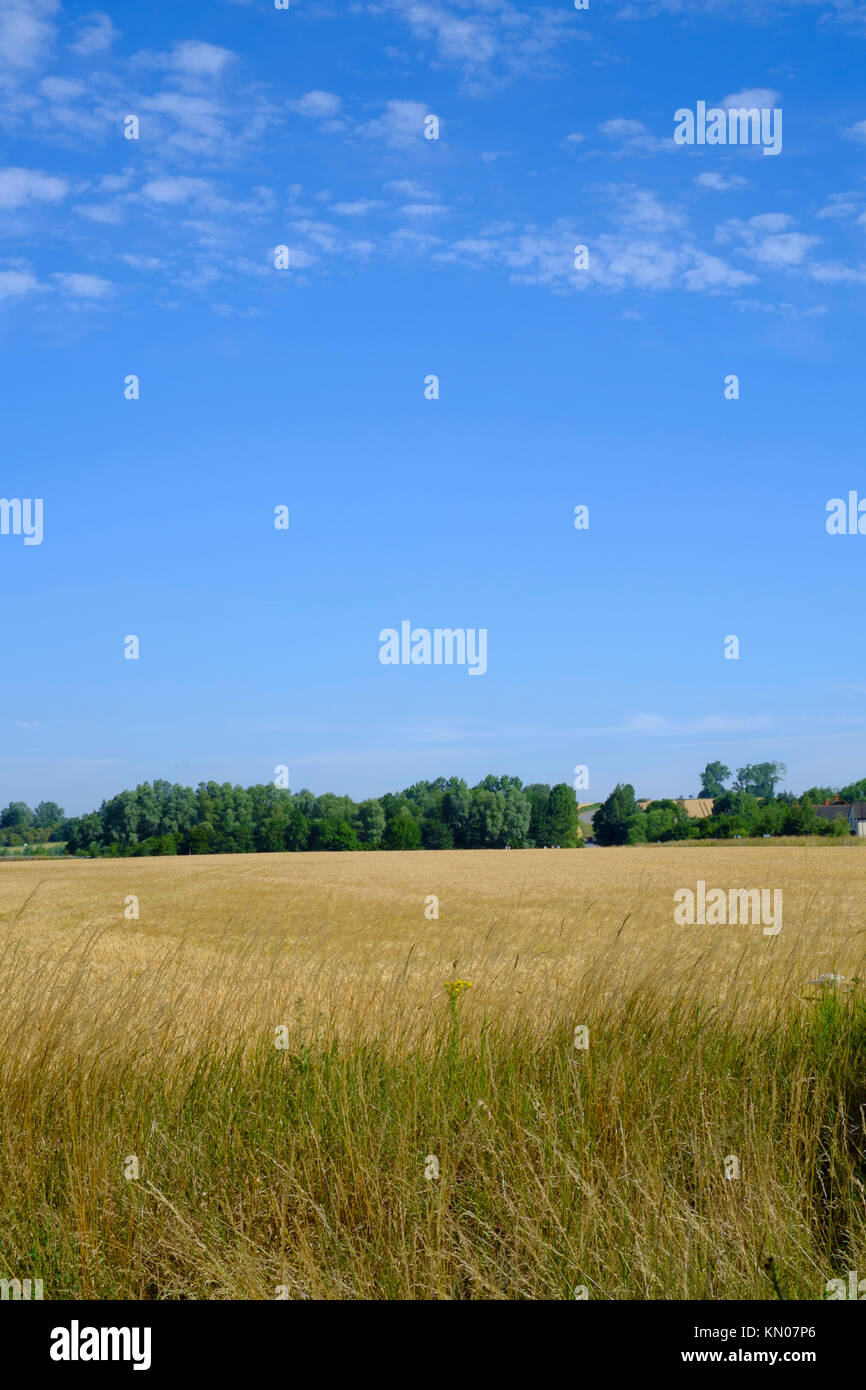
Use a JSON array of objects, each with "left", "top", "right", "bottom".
[{"left": 1, "top": 845, "right": 865, "bottom": 1300}]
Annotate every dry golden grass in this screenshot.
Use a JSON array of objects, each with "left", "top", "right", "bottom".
[
  {"left": 1, "top": 844, "right": 862, "bottom": 1042},
  {"left": 1, "top": 845, "right": 865, "bottom": 1300}
]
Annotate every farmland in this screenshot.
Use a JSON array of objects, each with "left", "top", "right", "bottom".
[{"left": 1, "top": 845, "right": 864, "bottom": 1300}]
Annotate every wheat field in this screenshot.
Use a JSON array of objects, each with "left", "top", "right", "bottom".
[{"left": 1, "top": 845, "right": 865, "bottom": 1300}]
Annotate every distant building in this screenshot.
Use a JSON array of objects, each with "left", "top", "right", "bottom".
[
  {"left": 849, "top": 802, "right": 866, "bottom": 836},
  {"left": 814, "top": 801, "right": 850, "bottom": 824}
]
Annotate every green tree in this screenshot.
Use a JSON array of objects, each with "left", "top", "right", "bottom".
[
  {"left": 186, "top": 823, "right": 215, "bottom": 855},
  {"left": 594, "top": 784, "right": 637, "bottom": 846},
  {"left": 783, "top": 802, "right": 817, "bottom": 835},
  {"left": 382, "top": 811, "right": 422, "bottom": 850},
  {"left": 67, "top": 811, "right": 103, "bottom": 854},
  {"left": 643, "top": 800, "right": 690, "bottom": 842},
  {"left": 548, "top": 783, "right": 578, "bottom": 847},
  {"left": 102, "top": 790, "right": 141, "bottom": 846},
  {"left": 801, "top": 786, "right": 837, "bottom": 805},
  {"left": 501, "top": 786, "right": 531, "bottom": 847},
  {"left": 524, "top": 784, "right": 552, "bottom": 847},
  {"left": 441, "top": 779, "right": 472, "bottom": 848},
  {"left": 733, "top": 762, "right": 786, "bottom": 799},
  {"left": 283, "top": 808, "right": 310, "bottom": 852},
  {"left": 421, "top": 814, "right": 453, "bottom": 849},
  {"left": 712, "top": 790, "right": 759, "bottom": 823},
  {"left": 356, "top": 799, "right": 386, "bottom": 846},
  {"left": 1, "top": 801, "right": 33, "bottom": 830},
  {"left": 257, "top": 815, "right": 290, "bottom": 853},
  {"left": 626, "top": 815, "right": 648, "bottom": 844},
  {"left": 466, "top": 789, "right": 506, "bottom": 848},
  {"left": 698, "top": 762, "right": 731, "bottom": 798},
  {"left": 309, "top": 818, "right": 358, "bottom": 851}
]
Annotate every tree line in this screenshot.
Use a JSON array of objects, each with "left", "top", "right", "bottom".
[
  {"left": 6, "top": 757, "right": 863, "bottom": 857},
  {"left": 0, "top": 777, "right": 580, "bottom": 857},
  {"left": 593, "top": 761, "right": 866, "bottom": 845}
]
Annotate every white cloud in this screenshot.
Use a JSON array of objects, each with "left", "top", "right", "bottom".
[
  {"left": 716, "top": 214, "right": 820, "bottom": 267},
  {"left": 53, "top": 272, "right": 115, "bottom": 298},
  {"left": 140, "top": 176, "right": 213, "bottom": 205},
  {"left": 616, "top": 0, "right": 842, "bottom": 15},
  {"left": 719, "top": 87, "right": 782, "bottom": 110},
  {"left": 377, "top": 0, "right": 581, "bottom": 90},
  {"left": 808, "top": 259, "right": 866, "bottom": 284},
  {"left": 139, "top": 92, "right": 227, "bottom": 146},
  {"left": 598, "top": 239, "right": 683, "bottom": 289},
  {"left": 119, "top": 253, "right": 165, "bottom": 270},
  {"left": 0, "top": 165, "right": 67, "bottom": 209},
  {"left": 99, "top": 174, "right": 133, "bottom": 193},
  {"left": 360, "top": 100, "right": 432, "bottom": 146},
  {"left": 816, "top": 192, "right": 862, "bottom": 219},
  {"left": 599, "top": 118, "right": 671, "bottom": 153},
  {"left": 290, "top": 220, "right": 342, "bottom": 256},
  {"left": 614, "top": 187, "right": 685, "bottom": 233},
  {"left": 434, "top": 191, "right": 759, "bottom": 297},
  {"left": 747, "top": 213, "right": 794, "bottom": 232},
  {"left": 331, "top": 198, "right": 384, "bottom": 215},
  {"left": 0, "top": 269, "right": 42, "bottom": 300},
  {"left": 165, "top": 40, "right": 235, "bottom": 78},
  {"left": 615, "top": 711, "right": 777, "bottom": 737},
  {"left": 288, "top": 90, "right": 342, "bottom": 119},
  {"left": 681, "top": 252, "right": 757, "bottom": 292},
  {"left": 75, "top": 202, "right": 125, "bottom": 224},
  {"left": 38, "top": 76, "right": 86, "bottom": 101},
  {"left": 733, "top": 298, "right": 827, "bottom": 317},
  {"left": 844, "top": 119, "right": 866, "bottom": 141},
  {"left": 694, "top": 171, "right": 748, "bottom": 190},
  {"left": 752, "top": 234, "right": 819, "bottom": 266},
  {"left": 390, "top": 225, "right": 444, "bottom": 254},
  {"left": 68, "top": 11, "right": 118, "bottom": 57},
  {"left": 138, "top": 40, "right": 235, "bottom": 78},
  {"left": 400, "top": 202, "right": 448, "bottom": 217},
  {"left": 385, "top": 179, "right": 437, "bottom": 199},
  {"left": 0, "top": 0, "right": 57, "bottom": 71}
]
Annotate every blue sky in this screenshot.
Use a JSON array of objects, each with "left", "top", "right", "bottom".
[{"left": 2, "top": 0, "right": 866, "bottom": 814}]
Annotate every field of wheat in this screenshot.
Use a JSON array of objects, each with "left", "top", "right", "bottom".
[{"left": 1, "top": 844, "right": 865, "bottom": 1300}]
